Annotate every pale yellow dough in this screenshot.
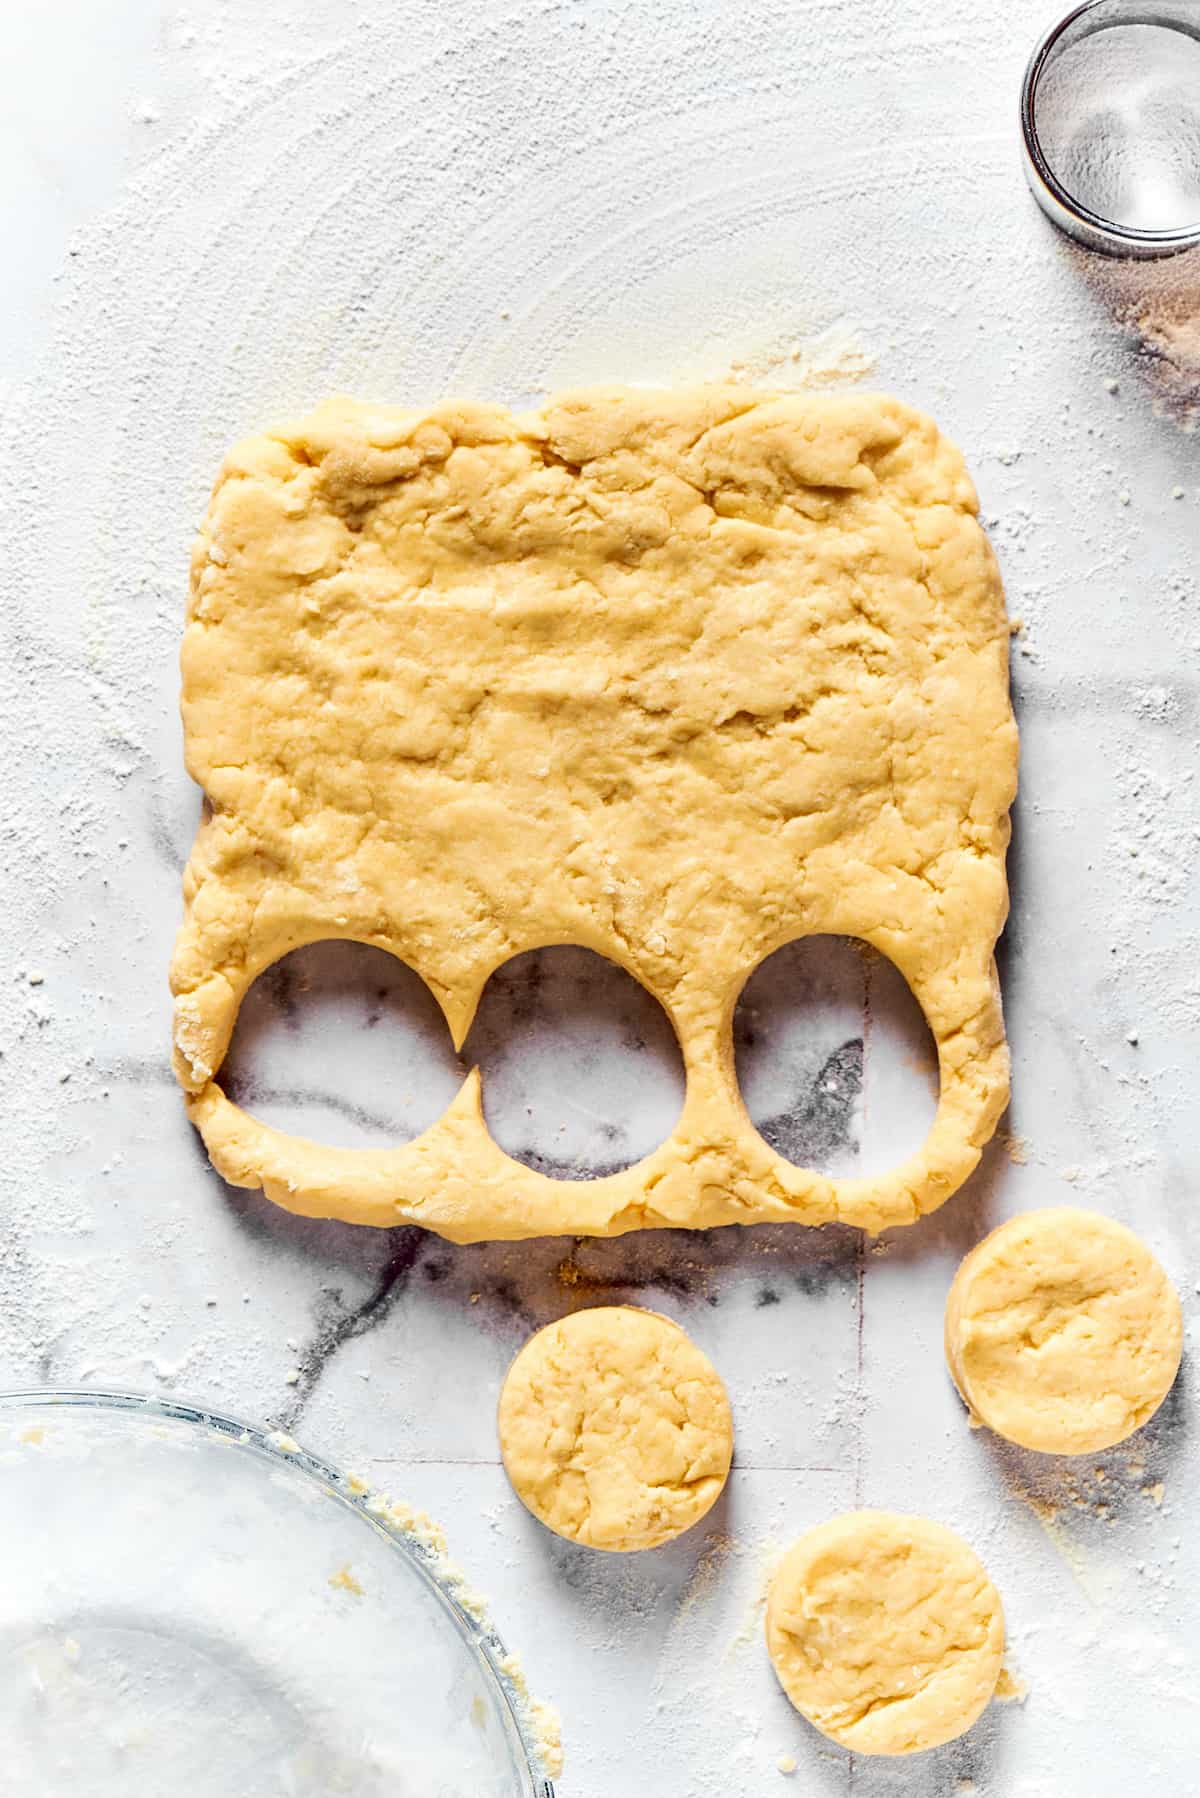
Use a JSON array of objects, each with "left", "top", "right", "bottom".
[
  {"left": 944, "top": 1206, "right": 1183, "bottom": 1454},
  {"left": 497, "top": 1306, "right": 732, "bottom": 1550},
  {"left": 766, "top": 1511, "right": 1004, "bottom": 1756},
  {"left": 171, "top": 386, "right": 1017, "bottom": 1241}
]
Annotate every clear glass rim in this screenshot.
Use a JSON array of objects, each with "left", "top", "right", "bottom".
[
  {"left": 1020, "top": 0, "right": 1200, "bottom": 254},
  {"left": 0, "top": 1385, "right": 556, "bottom": 1798}
]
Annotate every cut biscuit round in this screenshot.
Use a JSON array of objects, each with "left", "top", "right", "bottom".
[
  {"left": 766, "top": 1511, "right": 1004, "bottom": 1756},
  {"left": 945, "top": 1206, "right": 1183, "bottom": 1454},
  {"left": 497, "top": 1306, "right": 732, "bottom": 1551}
]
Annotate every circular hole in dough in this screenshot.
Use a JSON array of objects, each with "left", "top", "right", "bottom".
[
  {"left": 733, "top": 936, "right": 938, "bottom": 1176},
  {"left": 465, "top": 946, "right": 686, "bottom": 1180},
  {"left": 944, "top": 1205, "right": 1183, "bottom": 1455},
  {"left": 222, "top": 941, "right": 464, "bottom": 1148},
  {"left": 766, "top": 1511, "right": 1004, "bottom": 1757},
  {"left": 497, "top": 1306, "right": 732, "bottom": 1551}
]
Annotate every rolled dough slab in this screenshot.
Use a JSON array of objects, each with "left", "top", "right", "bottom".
[{"left": 171, "top": 386, "right": 1017, "bottom": 1241}]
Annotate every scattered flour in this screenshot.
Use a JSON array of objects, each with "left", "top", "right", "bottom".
[
  {"left": 713, "top": 318, "right": 878, "bottom": 389},
  {"left": 1074, "top": 244, "right": 1200, "bottom": 430}
]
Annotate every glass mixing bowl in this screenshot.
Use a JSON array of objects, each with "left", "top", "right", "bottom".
[{"left": 0, "top": 1390, "right": 555, "bottom": 1798}]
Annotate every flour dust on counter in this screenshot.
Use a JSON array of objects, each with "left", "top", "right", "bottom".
[{"left": 1070, "top": 242, "right": 1200, "bottom": 431}]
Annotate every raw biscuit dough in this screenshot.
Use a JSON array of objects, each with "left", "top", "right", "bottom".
[
  {"left": 496, "top": 1306, "right": 732, "bottom": 1550},
  {"left": 171, "top": 386, "right": 1017, "bottom": 1241},
  {"left": 944, "top": 1206, "right": 1183, "bottom": 1454},
  {"left": 766, "top": 1511, "right": 1004, "bottom": 1756}
]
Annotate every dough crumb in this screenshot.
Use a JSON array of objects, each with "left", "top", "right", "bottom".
[
  {"left": 995, "top": 1664, "right": 1028, "bottom": 1703},
  {"left": 329, "top": 1563, "right": 364, "bottom": 1596},
  {"left": 776, "top": 1752, "right": 798, "bottom": 1774},
  {"left": 496, "top": 1653, "right": 564, "bottom": 1780}
]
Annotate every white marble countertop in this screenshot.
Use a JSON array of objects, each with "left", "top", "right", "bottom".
[{"left": 2, "top": 2, "right": 1198, "bottom": 1793}]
